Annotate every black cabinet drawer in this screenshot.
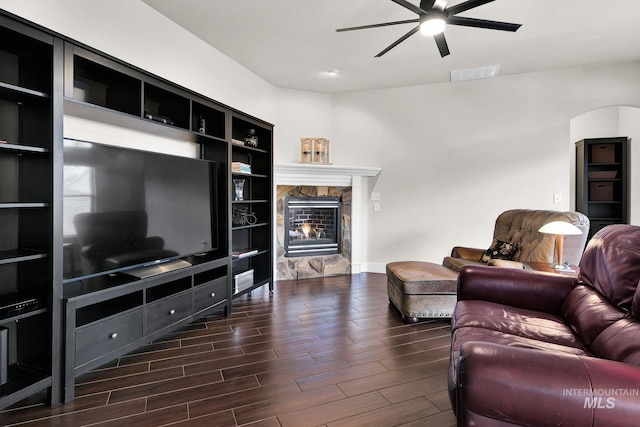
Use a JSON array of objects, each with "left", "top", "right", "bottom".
[
  {"left": 75, "top": 309, "right": 143, "bottom": 367},
  {"left": 194, "top": 277, "right": 227, "bottom": 313},
  {"left": 145, "top": 290, "right": 192, "bottom": 334}
]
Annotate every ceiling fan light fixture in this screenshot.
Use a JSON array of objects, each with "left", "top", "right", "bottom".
[{"left": 420, "top": 15, "right": 446, "bottom": 36}]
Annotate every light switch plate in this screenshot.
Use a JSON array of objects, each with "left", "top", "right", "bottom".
[{"left": 554, "top": 193, "right": 562, "bottom": 203}]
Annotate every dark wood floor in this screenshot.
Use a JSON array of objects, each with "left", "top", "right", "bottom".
[{"left": 1, "top": 273, "right": 456, "bottom": 426}]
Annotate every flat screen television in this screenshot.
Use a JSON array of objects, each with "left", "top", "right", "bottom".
[{"left": 63, "top": 138, "right": 221, "bottom": 282}]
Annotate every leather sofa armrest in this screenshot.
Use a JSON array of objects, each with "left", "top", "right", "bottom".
[
  {"left": 451, "top": 246, "right": 484, "bottom": 262},
  {"left": 457, "top": 342, "right": 640, "bottom": 426},
  {"left": 457, "top": 265, "right": 577, "bottom": 315}
]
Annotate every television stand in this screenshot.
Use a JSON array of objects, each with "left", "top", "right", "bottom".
[
  {"left": 63, "top": 256, "right": 229, "bottom": 402},
  {"left": 124, "top": 259, "right": 192, "bottom": 279}
]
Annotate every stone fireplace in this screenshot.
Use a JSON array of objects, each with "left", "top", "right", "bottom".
[
  {"left": 276, "top": 186, "right": 350, "bottom": 278},
  {"left": 274, "top": 163, "right": 381, "bottom": 280}
]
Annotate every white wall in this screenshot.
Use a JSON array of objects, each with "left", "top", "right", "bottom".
[
  {"left": 619, "top": 108, "right": 640, "bottom": 224},
  {"left": 3, "top": 0, "right": 638, "bottom": 273},
  {"left": 327, "top": 64, "right": 640, "bottom": 271}
]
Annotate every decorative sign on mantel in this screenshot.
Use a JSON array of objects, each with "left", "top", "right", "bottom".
[{"left": 300, "top": 138, "right": 330, "bottom": 164}]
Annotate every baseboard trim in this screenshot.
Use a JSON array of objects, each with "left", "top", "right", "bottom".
[{"left": 359, "top": 263, "right": 386, "bottom": 274}]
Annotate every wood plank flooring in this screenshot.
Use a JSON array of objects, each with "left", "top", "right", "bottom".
[{"left": 1, "top": 273, "right": 456, "bottom": 426}]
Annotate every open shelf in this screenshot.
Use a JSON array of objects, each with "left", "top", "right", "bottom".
[
  {"left": 0, "top": 249, "right": 47, "bottom": 265},
  {"left": 73, "top": 54, "right": 141, "bottom": 116},
  {"left": 0, "top": 143, "right": 48, "bottom": 154},
  {"left": 192, "top": 101, "right": 226, "bottom": 139},
  {"left": 0, "top": 365, "right": 51, "bottom": 408},
  {"left": 0, "top": 81, "right": 49, "bottom": 100},
  {"left": 144, "top": 82, "right": 190, "bottom": 129}
]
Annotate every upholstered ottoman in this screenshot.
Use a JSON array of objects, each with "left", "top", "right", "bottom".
[{"left": 386, "top": 261, "right": 458, "bottom": 322}]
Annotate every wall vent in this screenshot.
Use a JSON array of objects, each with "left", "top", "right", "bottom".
[{"left": 450, "top": 64, "right": 500, "bottom": 82}]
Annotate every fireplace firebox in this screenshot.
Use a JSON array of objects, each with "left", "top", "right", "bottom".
[{"left": 284, "top": 196, "right": 341, "bottom": 257}]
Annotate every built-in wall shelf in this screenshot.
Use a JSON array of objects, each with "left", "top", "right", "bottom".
[
  {"left": 0, "top": 143, "right": 49, "bottom": 154},
  {"left": 0, "top": 249, "right": 47, "bottom": 265},
  {"left": 230, "top": 113, "right": 273, "bottom": 298},
  {"left": 576, "top": 137, "right": 629, "bottom": 240},
  {"left": 0, "top": 13, "right": 60, "bottom": 409},
  {"left": 1, "top": 9, "right": 274, "bottom": 409}
]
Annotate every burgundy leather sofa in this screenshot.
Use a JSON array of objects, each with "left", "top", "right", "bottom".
[{"left": 448, "top": 224, "right": 640, "bottom": 426}]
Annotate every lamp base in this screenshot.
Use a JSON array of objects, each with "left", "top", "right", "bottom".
[{"left": 550, "top": 262, "right": 574, "bottom": 272}]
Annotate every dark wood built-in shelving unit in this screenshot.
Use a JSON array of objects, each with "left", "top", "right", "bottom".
[
  {"left": 0, "top": 11, "right": 273, "bottom": 408},
  {"left": 0, "top": 13, "right": 63, "bottom": 409},
  {"left": 576, "top": 137, "right": 629, "bottom": 240},
  {"left": 231, "top": 117, "right": 273, "bottom": 297}
]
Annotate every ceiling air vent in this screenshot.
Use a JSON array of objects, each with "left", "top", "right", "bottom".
[{"left": 450, "top": 64, "right": 500, "bottom": 82}]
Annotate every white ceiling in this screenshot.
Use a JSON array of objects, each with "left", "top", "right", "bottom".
[{"left": 141, "top": 0, "right": 640, "bottom": 94}]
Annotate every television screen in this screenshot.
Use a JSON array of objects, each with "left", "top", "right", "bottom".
[{"left": 63, "top": 139, "right": 218, "bottom": 282}]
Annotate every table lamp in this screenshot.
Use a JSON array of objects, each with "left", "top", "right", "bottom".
[{"left": 538, "top": 221, "right": 583, "bottom": 271}]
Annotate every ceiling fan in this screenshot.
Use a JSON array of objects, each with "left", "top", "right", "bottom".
[{"left": 336, "top": 0, "right": 521, "bottom": 58}]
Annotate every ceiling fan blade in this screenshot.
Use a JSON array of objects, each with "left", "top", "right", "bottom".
[
  {"left": 445, "top": 0, "right": 494, "bottom": 16},
  {"left": 419, "top": 0, "right": 437, "bottom": 10},
  {"left": 434, "top": 33, "right": 450, "bottom": 57},
  {"left": 390, "top": 0, "right": 426, "bottom": 15},
  {"left": 336, "top": 19, "right": 419, "bottom": 32},
  {"left": 429, "top": 0, "right": 450, "bottom": 12},
  {"left": 447, "top": 16, "right": 521, "bottom": 32},
  {"left": 375, "top": 25, "right": 420, "bottom": 57}
]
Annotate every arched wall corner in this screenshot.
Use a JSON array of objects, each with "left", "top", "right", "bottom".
[{"left": 569, "top": 105, "right": 640, "bottom": 226}]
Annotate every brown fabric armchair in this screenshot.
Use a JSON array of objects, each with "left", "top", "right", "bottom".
[{"left": 443, "top": 209, "right": 590, "bottom": 271}]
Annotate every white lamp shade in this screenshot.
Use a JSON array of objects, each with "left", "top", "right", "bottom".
[{"left": 538, "top": 221, "right": 583, "bottom": 235}]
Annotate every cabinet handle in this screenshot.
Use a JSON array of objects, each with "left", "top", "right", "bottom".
[
  {"left": 169, "top": 309, "right": 176, "bottom": 315},
  {"left": 110, "top": 333, "right": 118, "bottom": 339},
  {"left": 210, "top": 292, "right": 216, "bottom": 298}
]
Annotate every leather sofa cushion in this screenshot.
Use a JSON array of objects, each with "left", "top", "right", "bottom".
[
  {"left": 562, "top": 285, "right": 626, "bottom": 346},
  {"left": 453, "top": 300, "right": 588, "bottom": 350},
  {"left": 579, "top": 224, "right": 640, "bottom": 314},
  {"left": 590, "top": 318, "right": 640, "bottom": 365},
  {"left": 450, "top": 326, "right": 591, "bottom": 404}
]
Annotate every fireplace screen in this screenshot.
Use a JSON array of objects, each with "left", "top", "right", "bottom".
[{"left": 284, "top": 196, "right": 341, "bottom": 257}]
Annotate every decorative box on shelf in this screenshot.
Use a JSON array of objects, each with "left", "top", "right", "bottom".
[
  {"left": 591, "top": 143, "right": 616, "bottom": 163},
  {"left": 234, "top": 269, "right": 254, "bottom": 293},
  {"left": 590, "top": 182, "right": 614, "bottom": 201},
  {"left": 587, "top": 170, "right": 617, "bottom": 179}
]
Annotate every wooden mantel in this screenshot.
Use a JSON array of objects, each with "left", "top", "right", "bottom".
[{"left": 274, "top": 163, "right": 381, "bottom": 187}]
